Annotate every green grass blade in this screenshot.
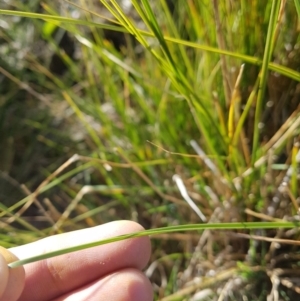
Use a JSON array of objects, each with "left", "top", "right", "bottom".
[
  {"left": 0, "top": 9, "right": 127, "bottom": 32},
  {"left": 0, "top": 203, "right": 45, "bottom": 235},
  {"left": 251, "top": 0, "right": 281, "bottom": 163},
  {"left": 164, "top": 37, "right": 300, "bottom": 82},
  {"left": 295, "top": 0, "right": 300, "bottom": 18},
  {"left": 1, "top": 9, "right": 299, "bottom": 82},
  {"left": 9, "top": 221, "right": 298, "bottom": 268}
]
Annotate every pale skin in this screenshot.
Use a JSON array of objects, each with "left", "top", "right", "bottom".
[{"left": 0, "top": 221, "right": 153, "bottom": 301}]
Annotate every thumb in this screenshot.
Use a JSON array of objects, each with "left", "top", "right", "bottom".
[
  {"left": 0, "top": 246, "right": 25, "bottom": 301},
  {"left": 0, "top": 252, "right": 9, "bottom": 297}
]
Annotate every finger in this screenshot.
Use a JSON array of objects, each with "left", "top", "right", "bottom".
[
  {"left": 0, "top": 246, "right": 25, "bottom": 301},
  {"left": 10, "top": 221, "right": 151, "bottom": 301},
  {"left": 52, "top": 268, "right": 153, "bottom": 301}
]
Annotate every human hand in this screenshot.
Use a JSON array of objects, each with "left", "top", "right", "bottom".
[{"left": 0, "top": 221, "right": 153, "bottom": 301}]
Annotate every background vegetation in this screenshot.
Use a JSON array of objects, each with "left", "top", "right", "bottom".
[{"left": 1, "top": 0, "right": 300, "bottom": 300}]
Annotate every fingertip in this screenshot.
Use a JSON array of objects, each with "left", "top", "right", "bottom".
[
  {"left": 0, "top": 246, "right": 25, "bottom": 301},
  {"left": 114, "top": 220, "right": 152, "bottom": 269},
  {"left": 93, "top": 220, "right": 152, "bottom": 269},
  {"left": 127, "top": 269, "right": 154, "bottom": 301},
  {"left": 106, "top": 269, "right": 153, "bottom": 301},
  {"left": 109, "top": 220, "right": 147, "bottom": 233}
]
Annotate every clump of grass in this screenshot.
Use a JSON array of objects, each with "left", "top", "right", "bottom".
[{"left": 1, "top": 0, "right": 300, "bottom": 299}]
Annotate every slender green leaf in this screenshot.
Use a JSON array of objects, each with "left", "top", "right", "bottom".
[
  {"left": 9, "top": 221, "right": 298, "bottom": 268},
  {"left": 252, "top": 0, "right": 281, "bottom": 163}
]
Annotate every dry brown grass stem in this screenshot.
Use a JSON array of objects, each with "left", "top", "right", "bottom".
[
  {"left": 160, "top": 267, "right": 239, "bottom": 301},
  {"left": 116, "top": 148, "right": 187, "bottom": 206},
  {"left": 232, "top": 232, "right": 300, "bottom": 246},
  {"left": 244, "top": 208, "right": 285, "bottom": 222},
  {"left": 263, "top": 105, "right": 300, "bottom": 152},
  {"left": 0, "top": 66, "right": 51, "bottom": 105}
]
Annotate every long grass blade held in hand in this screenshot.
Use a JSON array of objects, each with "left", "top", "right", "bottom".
[{"left": 9, "top": 221, "right": 298, "bottom": 268}]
